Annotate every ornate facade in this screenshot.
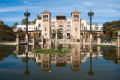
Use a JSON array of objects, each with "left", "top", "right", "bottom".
[{"left": 16, "top": 10, "right": 103, "bottom": 40}]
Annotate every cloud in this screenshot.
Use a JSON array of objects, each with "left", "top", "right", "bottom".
[
  {"left": 83, "top": 2, "right": 94, "bottom": 6},
  {"left": 0, "top": 6, "right": 26, "bottom": 12},
  {"left": 24, "top": 1, "right": 28, "bottom": 4},
  {"left": 0, "top": 8, "right": 16, "bottom": 12},
  {"left": 94, "top": 9, "right": 120, "bottom": 17}
]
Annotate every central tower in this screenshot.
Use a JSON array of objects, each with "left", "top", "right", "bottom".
[
  {"left": 41, "top": 10, "right": 51, "bottom": 39},
  {"left": 71, "top": 10, "right": 81, "bottom": 39}
]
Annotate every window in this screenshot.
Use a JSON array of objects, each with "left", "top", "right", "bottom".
[
  {"left": 82, "top": 24, "right": 84, "bottom": 30},
  {"left": 67, "top": 29, "right": 71, "bottom": 33},
  {"left": 66, "top": 21, "right": 71, "bottom": 27},
  {"left": 59, "top": 21, "right": 63, "bottom": 27},
  {"left": 45, "top": 27, "right": 46, "bottom": 31},
  {"left": 17, "top": 27, "right": 22, "bottom": 30},
  {"left": 74, "top": 15, "right": 79, "bottom": 19},
  {"left": 51, "top": 22, "right": 55, "bottom": 27},
  {"left": 75, "top": 49, "right": 77, "bottom": 55},
  {"left": 38, "top": 24, "right": 41, "bottom": 27},
  {"left": 75, "top": 27, "right": 77, "bottom": 31},
  {"left": 44, "top": 15, "right": 48, "bottom": 19},
  {"left": 43, "top": 15, "right": 48, "bottom": 22}
]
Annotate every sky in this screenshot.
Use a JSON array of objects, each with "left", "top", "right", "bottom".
[{"left": 0, "top": 0, "right": 120, "bottom": 26}]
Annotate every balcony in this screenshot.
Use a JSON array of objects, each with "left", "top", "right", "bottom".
[
  {"left": 51, "top": 25, "right": 55, "bottom": 27},
  {"left": 43, "top": 19, "right": 48, "bottom": 22},
  {"left": 59, "top": 25, "right": 63, "bottom": 27},
  {"left": 74, "top": 19, "right": 79, "bottom": 21}
]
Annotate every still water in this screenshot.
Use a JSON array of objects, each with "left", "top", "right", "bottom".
[{"left": 0, "top": 44, "right": 120, "bottom": 80}]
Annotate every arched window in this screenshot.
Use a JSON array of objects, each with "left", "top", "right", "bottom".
[
  {"left": 45, "top": 27, "right": 47, "bottom": 31},
  {"left": 75, "top": 27, "right": 77, "bottom": 31},
  {"left": 67, "top": 29, "right": 71, "bottom": 33},
  {"left": 82, "top": 24, "right": 84, "bottom": 30},
  {"left": 38, "top": 24, "right": 41, "bottom": 27},
  {"left": 59, "top": 21, "right": 63, "bottom": 27}
]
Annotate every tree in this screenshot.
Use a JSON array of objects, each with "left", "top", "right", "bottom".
[
  {"left": 11, "top": 22, "right": 18, "bottom": 29},
  {"left": 0, "top": 24, "right": 12, "bottom": 31},
  {"left": 0, "top": 21, "right": 15, "bottom": 41},
  {"left": 0, "top": 20, "right": 4, "bottom": 25},
  {"left": 103, "top": 20, "right": 120, "bottom": 40},
  {"left": 37, "top": 15, "right": 41, "bottom": 20},
  {"left": 31, "top": 19, "right": 36, "bottom": 24},
  {"left": 16, "top": 30, "right": 26, "bottom": 39},
  {"left": 21, "top": 19, "right": 30, "bottom": 25}
]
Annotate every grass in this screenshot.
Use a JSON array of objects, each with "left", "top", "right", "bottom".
[
  {"left": 93, "top": 45, "right": 112, "bottom": 47},
  {"left": 32, "top": 48, "right": 71, "bottom": 54},
  {"left": 0, "top": 45, "right": 18, "bottom": 47}
]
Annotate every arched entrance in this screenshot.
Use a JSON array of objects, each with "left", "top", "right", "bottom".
[
  {"left": 57, "top": 28, "right": 63, "bottom": 39},
  {"left": 51, "top": 30, "right": 56, "bottom": 39},
  {"left": 67, "top": 29, "right": 71, "bottom": 39}
]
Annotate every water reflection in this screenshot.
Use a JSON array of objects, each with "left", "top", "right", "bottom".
[
  {"left": 13, "top": 44, "right": 117, "bottom": 73},
  {"left": 0, "top": 44, "right": 120, "bottom": 80},
  {"left": 24, "top": 45, "right": 30, "bottom": 77}
]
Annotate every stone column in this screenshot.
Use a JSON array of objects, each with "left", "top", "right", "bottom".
[
  {"left": 90, "top": 34, "right": 92, "bottom": 45},
  {"left": 97, "top": 38, "right": 101, "bottom": 45},
  {"left": 25, "top": 34, "right": 29, "bottom": 43},
  {"left": 56, "top": 30, "right": 57, "bottom": 43},
  {"left": 117, "top": 37, "right": 120, "bottom": 47},
  {"left": 32, "top": 36, "right": 35, "bottom": 45},
  {"left": 16, "top": 35, "right": 19, "bottom": 45},
  {"left": 16, "top": 46, "right": 19, "bottom": 52},
  {"left": 97, "top": 46, "right": 101, "bottom": 52},
  {"left": 116, "top": 48, "right": 120, "bottom": 64},
  {"left": 83, "top": 38, "right": 86, "bottom": 45}
]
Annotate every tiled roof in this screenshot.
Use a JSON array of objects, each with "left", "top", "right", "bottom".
[
  {"left": 71, "top": 10, "right": 80, "bottom": 14},
  {"left": 41, "top": 10, "right": 51, "bottom": 14}
]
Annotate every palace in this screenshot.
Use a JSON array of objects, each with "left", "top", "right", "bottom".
[{"left": 16, "top": 10, "right": 103, "bottom": 40}]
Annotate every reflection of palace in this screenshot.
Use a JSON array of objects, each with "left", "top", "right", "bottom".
[
  {"left": 116, "top": 48, "right": 120, "bottom": 64},
  {"left": 14, "top": 44, "right": 105, "bottom": 72}
]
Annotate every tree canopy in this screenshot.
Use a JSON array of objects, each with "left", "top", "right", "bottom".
[
  {"left": 11, "top": 22, "right": 19, "bottom": 29},
  {"left": 0, "top": 23, "right": 15, "bottom": 41},
  {"left": 103, "top": 20, "right": 120, "bottom": 40},
  {"left": 37, "top": 14, "right": 41, "bottom": 20},
  {"left": 21, "top": 19, "right": 30, "bottom": 25},
  {"left": 0, "top": 20, "right": 4, "bottom": 25}
]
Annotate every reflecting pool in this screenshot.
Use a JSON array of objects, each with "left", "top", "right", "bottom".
[{"left": 0, "top": 44, "right": 120, "bottom": 80}]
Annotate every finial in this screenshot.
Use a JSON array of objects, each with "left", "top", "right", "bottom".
[
  {"left": 46, "top": 7, "right": 47, "bottom": 10},
  {"left": 75, "top": 6, "right": 76, "bottom": 10},
  {"left": 90, "top": 9, "right": 91, "bottom": 12}
]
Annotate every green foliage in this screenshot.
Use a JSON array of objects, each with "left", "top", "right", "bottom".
[
  {"left": 101, "top": 47, "right": 119, "bottom": 64},
  {"left": 91, "top": 31, "right": 97, "bottom": 39},
  {"left": 11, "top": 22, "right": 18, "bottom": 29},
  {"left": 32, "top": 48, "right": 70, "bottom": 54},
  {"left": 77, "top": 39, "right": 80, "bottom": 42},
  {"left": 94, "top": 45, "right": 112, "bottom": 47},
  {"left": 31, "top": 19, "right": 36, "bottom": 24},
  {"left": 0, "top": 20, "right": 4, "bottom": 25},
  {"left": 16, "top": 30, "right": 26, "bottom": 39},
  {"left": 0, "top": 23, "right": 15, "bottom": 41},
  {"left": 37, "top": 14, "right": 41, "bottom": 20},
  {"left": 21, "top": 19, "right": 30, "bottom": 25},
  {"left": 103, "top": 20, "right": 120, "bottom": 39},
  {"left": 0, "top": 46, "right": 16, "bottom": 61}
]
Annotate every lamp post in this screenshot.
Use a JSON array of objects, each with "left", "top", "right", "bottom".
[
  {"left": 84, "top": 26, "right": 86, "bottom": 38},
  {"left": 88, "top": 9, "right": 94, "bottom": 34},
  {"left": 88, "top": 53, "right": 94, "bottom": 78},
  {"left": 88, "top": 9, "right": 94, "bottom": 45},
  {"left": 24, "top": 9, "right": 30, "bottom": 43}
]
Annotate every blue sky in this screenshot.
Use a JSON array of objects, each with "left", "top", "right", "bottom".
[{"left": 0, "top": 0, "right": 120, "bottom": 26}]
